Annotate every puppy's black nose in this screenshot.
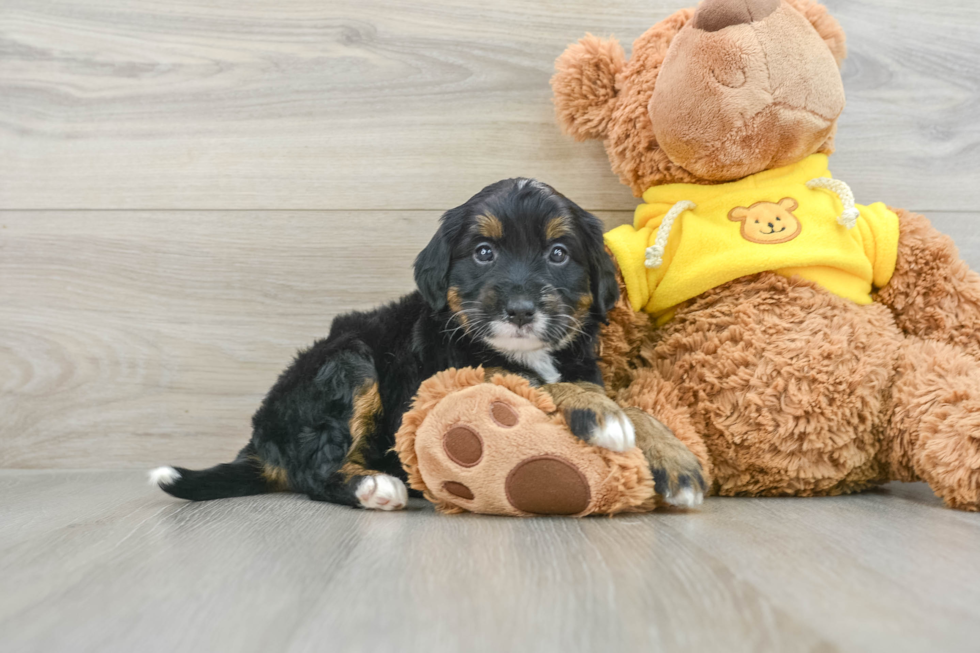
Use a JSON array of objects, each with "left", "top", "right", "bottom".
[{"left": 505, "top": 299, "right": 536, "bottom": 328}]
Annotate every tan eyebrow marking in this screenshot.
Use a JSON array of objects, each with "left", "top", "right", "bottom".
[
  {"left": 474, "top": 214, "right": 504, "bottom": 239},
  {"left": 546, "top": 216, "right": 573, "bottom": 240}
]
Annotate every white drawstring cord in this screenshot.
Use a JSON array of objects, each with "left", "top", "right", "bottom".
[
  {"left": 806, "top": 177, "right": 859, "bottom": 229},
  {"left": 645, "top": 200, "right": 696, "bottom": 269}
]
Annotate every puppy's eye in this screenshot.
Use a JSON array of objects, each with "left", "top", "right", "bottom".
[
  {"left": 548, "top": 245, "right": 569, "bottom": 265},
  {"left": 474, "top": 243, "right": 495, "bottom": 263}
]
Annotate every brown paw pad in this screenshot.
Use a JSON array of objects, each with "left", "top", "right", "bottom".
[
  {"left": 443, "top": 425, "right": 483, "bottom": 467},
  {"left": 443, "top": 481, "right": 474, "bottom": 500},
  {"left": 491, "top": 401, "right": 519, "bottom": 427},
  {"left": 505, "top": 455, "right": 591, "bottom": 515}
]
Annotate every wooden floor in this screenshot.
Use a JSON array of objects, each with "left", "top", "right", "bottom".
[{"left": 1, "top": 471, "right": 978, "bottom": 653}]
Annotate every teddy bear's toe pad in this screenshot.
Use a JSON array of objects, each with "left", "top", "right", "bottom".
[
  {"left": 505, "top": 455, "right": 591, "bottom": 515},
  {"left": 443, "top": 426, "right": 483, "bottom": 467},
  {"left": 443, "top": 481, "right": 475, "bottom": 500},
  {"left": 491, "top": 401, "right": 519, "bottom": 427}
]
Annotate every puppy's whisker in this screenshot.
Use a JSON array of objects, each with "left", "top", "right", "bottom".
[
  {"left": 559, "top": 312, "right": 587, "bottom": 335},
  {"left": 544, "top": 312, "right": 585, "bottom": 343},
  {"left": 473, "top": 320, "right": 496, "bottom": 339},
  {"left": 442, "top": 307, "right": 486, "bottom": 346}
]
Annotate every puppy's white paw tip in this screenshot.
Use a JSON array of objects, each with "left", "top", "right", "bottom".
[
  {"left": 590, "top": 414, "right": 636, "bottom": 452},
  {"left": 357, "top": 474, "right": 408, "bottom": 511},
  {"left": 665, "top": 486, "right": 703, "bottom": 509},
  {"left": 149, "top": 466, "right": 181, "bottom": 487}
]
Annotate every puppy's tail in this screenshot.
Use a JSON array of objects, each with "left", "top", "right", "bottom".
[{"left": 150, "top": 445, "right": 277, "bottom": 501}]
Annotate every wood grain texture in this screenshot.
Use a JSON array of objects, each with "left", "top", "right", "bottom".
[
  {"left": 0, "top": 471, "right": 978, "bottom": 653},
  {"left": 3, "top": 210, "right": 979, "bottom": 469},
  {"left": 0, "top": 210, "right": 631, "bottom": 468},
  {"left": 1, "top": 0, "right": 979, "bottom": 211}
]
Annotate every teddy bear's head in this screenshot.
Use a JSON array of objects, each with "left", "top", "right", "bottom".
[{"left": 552, "top": 0, "right": 847, "bottom": 195}]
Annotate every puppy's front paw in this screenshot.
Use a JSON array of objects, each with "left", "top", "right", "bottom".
[
  {"left": 567, "top": 407, "right": 636, "bottom": 453},
  {"left": 654, "top": 467, "right": 706, "bottom": 508},
  {"left": 356, "top": 474, "right": 408, "bottom": 511},
  {"left": 623, "top": 407, "right": 707, "bottom": 509}
]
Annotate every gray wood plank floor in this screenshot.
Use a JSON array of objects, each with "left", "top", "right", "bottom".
[{"left": 1, "top": 471, "right": 978, "bottom": 653}]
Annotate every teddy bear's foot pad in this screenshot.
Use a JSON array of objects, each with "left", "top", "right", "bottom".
[
  {"left": 409, "top": 379, "right": 655, "bottom": 516},
  {"left": 505, "top": 455, "right": 591, "bottom": 515}
]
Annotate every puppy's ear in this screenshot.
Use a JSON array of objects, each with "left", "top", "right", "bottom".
[
  {"left": 414, "top": 210, "right": 461, "bottom": 311},
  {"left": 591, "top": 247, "right": 620, "bottom": 323},
  {"left": 573, "top": 206, "right": 619, "bottom": 322}
]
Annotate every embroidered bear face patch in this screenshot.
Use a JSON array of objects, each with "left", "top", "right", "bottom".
[{"left": 728, "top": 198, "right": 802, "bottom": 244}]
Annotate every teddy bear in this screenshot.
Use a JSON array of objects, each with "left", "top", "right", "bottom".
[{"left": 395, "top": 0, "right": 980, "bottom": 514}]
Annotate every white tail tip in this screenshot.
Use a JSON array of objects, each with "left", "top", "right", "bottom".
[{"left": 149, "top": 466, "right": 181, "bottom": 487}]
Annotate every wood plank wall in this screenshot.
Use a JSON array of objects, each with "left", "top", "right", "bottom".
[{"left": 2, "top": 0, "right": 979, "bottom": 468}]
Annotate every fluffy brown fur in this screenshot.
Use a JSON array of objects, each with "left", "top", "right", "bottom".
[
  {"left": 875, "top": 209, "right": 980, "bottom": 362},
  {"left": 602, "top": 271, "right": 897, "bottom": 497}
]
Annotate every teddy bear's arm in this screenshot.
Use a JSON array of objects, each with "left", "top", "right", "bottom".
[{"left": 875, "top": 209, "right": 980, "bottom": 359}]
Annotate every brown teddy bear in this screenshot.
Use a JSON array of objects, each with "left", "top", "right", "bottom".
[
  {"left": 550, "top": 0, "right": 980, "bottom": 510},
  {"left": 395, "top": 0, "right": 980, "bottom": 514}
]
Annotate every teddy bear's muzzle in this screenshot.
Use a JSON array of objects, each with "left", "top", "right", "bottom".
[{"left": 648, "top": 0, "right": 845, "bottom": 182}]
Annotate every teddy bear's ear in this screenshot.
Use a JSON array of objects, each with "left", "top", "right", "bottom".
[
  {"left": 784, "top": 0, "right": 847, "bottom": 66},
  {"left": 778, "top": 197, "right": 799, "bottom": 211},
  {"left": 551, "top": 34, "right": 626, "bottom": 141}
]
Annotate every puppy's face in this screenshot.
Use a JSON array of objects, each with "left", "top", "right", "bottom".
[{"left": 415, "top": 179, "right": 618, "bottom": 354}]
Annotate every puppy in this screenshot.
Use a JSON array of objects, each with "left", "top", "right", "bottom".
[{"left": 151, "top": 179, "right": 699, "bottom": 510}]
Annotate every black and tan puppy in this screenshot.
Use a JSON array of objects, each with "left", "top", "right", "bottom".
[{"left": 151, "top": 179, "right": 703, "bottom": 510}]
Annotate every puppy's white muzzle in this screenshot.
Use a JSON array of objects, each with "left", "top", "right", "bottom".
[{"left": 485, "top": 316, "right": 548, "bottom": 353}]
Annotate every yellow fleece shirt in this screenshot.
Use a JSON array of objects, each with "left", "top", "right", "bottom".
[{"left": 604, "top": 154, "right": 900, "bottom": 321}]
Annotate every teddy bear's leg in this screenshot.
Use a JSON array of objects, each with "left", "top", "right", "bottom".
[
  {"left": 884, "top": 337, "right": 980, "bottom": 511},
  {"left": 876, "top": 209, "right": 980, "bottom": 359}
]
